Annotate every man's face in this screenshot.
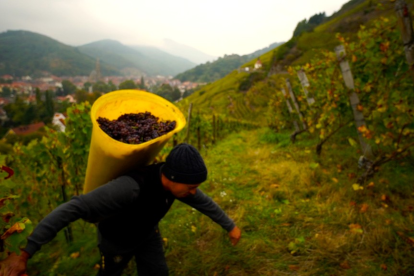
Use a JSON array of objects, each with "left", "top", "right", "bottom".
[{"left": 168, "top": 182, "right": 200, "bottom": 198}]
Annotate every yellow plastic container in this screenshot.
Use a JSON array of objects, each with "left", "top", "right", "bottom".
[{"left": 83, "top": 89, "right": 186, "bottom": 193}]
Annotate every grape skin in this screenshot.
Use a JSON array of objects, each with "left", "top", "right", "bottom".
[{"left": 97, "top": 111, "right": 176, "bottom": 144}]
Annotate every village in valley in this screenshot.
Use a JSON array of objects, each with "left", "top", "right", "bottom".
[
  {"left": 0, "top": 61, "right": 202, "bottom": 142},
  {"left": 0, "top": 57, "right": 264, "bottom": 144}
]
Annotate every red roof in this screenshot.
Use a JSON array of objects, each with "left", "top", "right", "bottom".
[
  {"left": 0, "top": 98, "right": 10, "bottom": 105},
  {"left": 11, "top": 122, "right": 45, "bottom": 136},
  {"left": 1, "top": 75, "right": 13, "bottom": 80}
]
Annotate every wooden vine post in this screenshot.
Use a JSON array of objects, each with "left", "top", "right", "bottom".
[
  {"left": 335, "top": 45, "right": 374, "bottom": 160},
  {"left": 281, "top": 87, "right": 300, "bottom": 132},
  {"left": 297, "top": 69, "right": 316, "bottom": 106},
  {"left": 286, "top": 79, "right": 307, "bottom": 130},
  {"left": 185, "top": 103, "right": 193, "bottom": 144},
  {"left": 286, "top": 78, "right": 308, "bottom": 142},
  {"left": 395, "top": 0, "right": 414, "bottom": 78}
]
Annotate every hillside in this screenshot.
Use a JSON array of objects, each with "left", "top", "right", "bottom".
[
  {"left": 0, "top": 30, "right": 119, "bottom": 77},
  {"left": 79, "top": 40, "right": 196, "bottom": 77},
  {"left": 178, "top": 0, "right": 413, "bottom": 122},
  {"left": 174, "top": 42, "right": 283, "bottom": 83},
  {"left": 9, "top": 125, "right": 414, "bottom": 275},
  {"left": 0, "top": 31, "right": 196, "bottom": 78}
]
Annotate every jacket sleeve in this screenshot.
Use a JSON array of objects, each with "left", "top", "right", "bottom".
[
  {"left": 178, "top": 189, "right": 235, "bottom": 232},
  {"left": 24, "top": 175, "right": 139, "bottom": 257}
]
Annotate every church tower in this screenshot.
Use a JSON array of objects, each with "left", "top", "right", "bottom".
[{"left": 89, "top": 58, "right": 102, "bottom": 83}]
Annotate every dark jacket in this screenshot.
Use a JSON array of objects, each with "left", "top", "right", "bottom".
[{"left": 24, "top": 163, "right": 235, "bottom": 256}]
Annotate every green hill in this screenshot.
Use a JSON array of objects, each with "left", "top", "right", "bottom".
[
  {"left": 0, "top": 32, "right": 196, "bottom": 78},
  {"left": 178, "top": 0, "right": 412, "bottom": 123},
  {"left": 0, "top": 30, "right": 119, "bottom": 77},
  {"left": 174, "top": 42, "right": 283, "bottom": 83}
]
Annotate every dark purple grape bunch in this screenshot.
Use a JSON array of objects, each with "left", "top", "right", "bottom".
[{"left": 97, "top": 111, "right": 176, "bottom": 144}]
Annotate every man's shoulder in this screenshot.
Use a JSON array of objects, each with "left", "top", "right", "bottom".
[{"left": 125, "top": 162, "right": 164, "bottom": 182}]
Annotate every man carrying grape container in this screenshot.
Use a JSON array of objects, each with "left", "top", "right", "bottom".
[{"left": 0, "top": 143, "right": 241, "bottom": 276}]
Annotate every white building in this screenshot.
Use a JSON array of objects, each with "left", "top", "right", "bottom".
[{"left": 52, "top": 113, "right": 66, "bottom": 132}]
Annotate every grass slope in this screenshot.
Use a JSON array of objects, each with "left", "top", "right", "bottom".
[
  {"left": 26, "top": 127, "right": 414, "bottom": 275},
  {"left": 0, "top": 30, "right": 119, "bottom": 77}
]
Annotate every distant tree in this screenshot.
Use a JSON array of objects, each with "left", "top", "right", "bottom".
[
  {"left": 1, "top": 86, "right": 12, "bottom": 97},
  {"left": 75, "top": 89, "right": 101, "bottom": 105},
  {"left": 75, "top": 89, "right": 89, "bottom": 104},
  {"left": 293, "top": 19, "right": 308, "bottom": 37},
  {"left": 35, "top": 88, "right": 42, "bottom": 105},
  {"left": 34, "top": 88, "right": 49, "bottom": 123},
  {"left": 24, "top": 104, "right": 38, "bottom": 124},
  {"left": 55, "top": 87, "right": 64, "bottom": 96},
  {"left": 139, "top": 76, "right": 146, "bottom": 90},
  {"left": 182, "top": 88, "right": 197, "bottom": 98},
  {"left": 62, "top": 80, "right": 77, "bottom": 96},
  {"left": 83, "top": 82, "right": 92, "bottom": 92},
  {"left": 107, "top": 81, "right": 117, "bottom": 92},
  {"left": 119, "top": 80, "right": 138, "bottom": 90},
  {"left": 3, "top": 96, "right": 34, "bottom": 126},
  {"left": 155, "top": 84, "right": 181, "bottom": 102},
  {"left": 293, "top": 12, "right": 326, "bottom": 37},
  {"left": 171, "top": 87, "right": 181, "bottom": 102},
  {"left": 2, "top": 89, "right": 56, "bottom": 128},
  {"left": 55, "top": 100, "right": 72, "bottom": 114},
  {"left": 44, "top": 90, "right": 54, "bottom": 122},
  {"left": 175, "top": 54, "right": 250, "bottom": 83},
  {"left": 308, "top": 12, "right": 326, "bottom": 25},
  {"left": 93, "top": 81, "right": 112, "bottom": 93},
  {"left": 0, "top": 79, "right": 12, "bottom": 84},
  {"left": 87, "top": 91, "right": 102, "bottom": 105}
]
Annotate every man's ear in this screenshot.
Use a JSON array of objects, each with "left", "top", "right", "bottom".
[{"left": 161, "top": 173, "right": 171, "bottom": 190}]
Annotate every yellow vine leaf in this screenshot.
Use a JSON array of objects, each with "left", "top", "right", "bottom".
[
  {"left": 349, "top": 223, "right": 363, "bottom": 234},
  {"left": 360, "top": 203, "right": 369, "bottom": 213},
  {"left": 1, "top": 222, "right": 25, "bottom": 240},
  {"left": 352, "top": 184, "right": 364, "bottom": 191},
  {"left": 348, "top": 138, "right": 358, "bottom": 147},
  {"left": 70, "top": 252, "right": 80, "bottom": 259},
  {"left": 352, "top": 55, "right": 357, "bottom": 63}
]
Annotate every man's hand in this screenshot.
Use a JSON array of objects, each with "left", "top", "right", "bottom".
[
  {"left": 228, "top": 226, "right": 241, "bottom": 246},
  {"left": 0, "top": 250, "right": 29, "bottom": 276}
]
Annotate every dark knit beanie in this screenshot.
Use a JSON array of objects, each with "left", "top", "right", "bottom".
[{"left": 162, "top": 143, "right": 207, "bottom": 184}]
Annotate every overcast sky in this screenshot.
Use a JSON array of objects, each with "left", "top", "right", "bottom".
[{"left": 0, "top": 0, "right": 348, "bottom": 58}]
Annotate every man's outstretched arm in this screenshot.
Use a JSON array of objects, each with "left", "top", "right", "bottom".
[{"left": 178, "top": 189, "right": 241, "bottom": 245}]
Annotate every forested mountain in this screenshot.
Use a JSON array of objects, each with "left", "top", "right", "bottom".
[
  {"left": 174, "top": 42, "right": 283, "bottom": 83},
  {"left": 79, "top": 40, "right": 196, "bottom": 76},
  {"left": 0, "top": 32, "right": 196, "bottom": 77},
  {"left": 0, "top": 30, "right": 284, "bottom": 80},
  {"left": 0, "top": 30, "right": 119, "bottom": 77}
]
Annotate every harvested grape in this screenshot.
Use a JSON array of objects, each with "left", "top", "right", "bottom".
[{"left": 97, "top": 111, "right": 176, "bottom": 144}]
